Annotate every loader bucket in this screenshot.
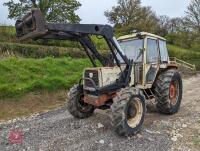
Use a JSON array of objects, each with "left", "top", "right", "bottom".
[{"left": 15, "top": 9, "right": 48, "bottom": 41}]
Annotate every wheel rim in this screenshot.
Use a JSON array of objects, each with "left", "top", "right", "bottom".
[
  {"left": 169, "top": 80, "right": 179, "bottom": 106},
  {"left": 127, "top": 98, "right": 143, "bottom": 128}
]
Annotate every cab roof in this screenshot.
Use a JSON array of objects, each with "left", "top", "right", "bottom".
[{"left": 117, "top": 32, "right": 166, "bottom": 41}]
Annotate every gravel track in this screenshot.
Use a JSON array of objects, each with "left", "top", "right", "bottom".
[{"left": 0, "top": 74, "right": 200, "bottom": 151}]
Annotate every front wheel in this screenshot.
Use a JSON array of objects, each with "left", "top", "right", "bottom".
[
  {"left": 67, "top": 85, "right": 95, "bottom": 119},
  {"left": 111, "top": 88, "right": 146, "bottom": 136}
]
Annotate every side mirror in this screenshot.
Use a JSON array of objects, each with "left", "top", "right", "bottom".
[{"left": 135, "top": 48, "right": 144, "bottom": 62}]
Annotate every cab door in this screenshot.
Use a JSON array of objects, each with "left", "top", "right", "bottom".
[{"left": 144, "top": 38, "right": 160, "bottom": 85}]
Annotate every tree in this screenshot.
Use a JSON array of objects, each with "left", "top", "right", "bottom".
[
  {"left": 185, "top": 0, "right": 200, "bottom": 32},
  {"left": 105, "top": 0, "right": 141, "bottom": 26},
  {"left": 4, "top": 0, "right": 81, "bottom": 23},
  {"left": 169, "top": 17, "right": 185, "bottom": 33},
  {"left": 104, "top": 0, "right": 159, "bottom": 34},
  {"left": 138, "top": 6, "right": 159, "bottom": 33},
  {"left": 157, "top": 15, "right": 171, "bottom": 36}
]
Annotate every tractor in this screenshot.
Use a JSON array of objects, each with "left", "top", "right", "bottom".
[{"left": 16, "top": 9, "right": 183, "bottom": 136}]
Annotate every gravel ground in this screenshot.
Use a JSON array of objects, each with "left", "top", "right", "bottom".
[{"left": 0, "top": 74, "right": 200, "bottom": 151}]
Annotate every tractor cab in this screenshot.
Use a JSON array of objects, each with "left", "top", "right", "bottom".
[{"left": 116, "top": 32, "right": 170, "bottom": 88}]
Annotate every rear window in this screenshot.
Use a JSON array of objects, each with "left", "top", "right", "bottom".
[{"left": 159, "top": 40, "right": 169, "bottom": 62}]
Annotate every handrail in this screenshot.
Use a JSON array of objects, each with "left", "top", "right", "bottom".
[
  {"left": 170, "top": 57, "right": 194, "bottom": 68},
  {"left": 170, "top": 57, "right": 196, "bottom": 74}
]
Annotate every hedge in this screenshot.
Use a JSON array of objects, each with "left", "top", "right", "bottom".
[{"left": 0, "top": 42, "right": 87, "bottom": 58}]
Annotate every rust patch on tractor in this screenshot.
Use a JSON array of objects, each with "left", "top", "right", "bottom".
[
  {"left": 167, "top": 64, "right": 178, "bottom": 69},
  {"left": 84, "top": 93, "right": 116, "bottom": 106}
]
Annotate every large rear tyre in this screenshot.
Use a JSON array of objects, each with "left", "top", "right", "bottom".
[
  {"left": 111, "top": 88, "right": 146, "bottom": 137},
  {"left": 154, "top": 69, "right": 183, "bottom": 114},
  {"left": 67, "top": 85, "right": 95, "bottom": 119}
]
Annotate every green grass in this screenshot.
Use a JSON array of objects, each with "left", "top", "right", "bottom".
[
  {"left": 168, "top": 44, "right": 200, "bottom": 70},
  {"left": 0, "top": 42, "right": 88, "bottom": 58},
  {"left": 0, "top": 26, "right": 15, "bottom": 36},
  {"left": 192, "top": 135, "right": 200, "bottom": 149},
  {"left": 0, "top": 26, "right": 16, "bottom": 43},
  {"left": 0, "top": 57, "right": 92, "bottom": 99},
  {"left": 168, "top": 44, "right": 200, "bottom": 60}
]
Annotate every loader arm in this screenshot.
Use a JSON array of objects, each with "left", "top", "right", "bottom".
[
  {"left": 15, "top": 9, "right": 129, "bottom": 67},
  {"left": 15, "top": 9, "right": 134, "bottom": 92}
]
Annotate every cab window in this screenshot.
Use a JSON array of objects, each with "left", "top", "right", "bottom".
[
  {"left": 159, "top": 40, "right": 169, "bottom": 62},
  {"left": 147, "top": 39, "right": 159, "bottom": 63}
]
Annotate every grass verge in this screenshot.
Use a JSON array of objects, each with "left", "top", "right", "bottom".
[{"left": 0, "top": 57, "right": 92, "bottom": 99}]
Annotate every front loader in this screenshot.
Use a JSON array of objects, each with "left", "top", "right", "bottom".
[{"left": 16, "top": 9, "right": 183, "bottom": 136}]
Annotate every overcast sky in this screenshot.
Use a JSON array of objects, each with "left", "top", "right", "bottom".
[{"left": 0, "top": 0, "right": 190, "bottom": 25}]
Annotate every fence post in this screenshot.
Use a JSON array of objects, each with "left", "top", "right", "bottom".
[{"left": 193, "top": 65, "right": 196, "bottom": 74}]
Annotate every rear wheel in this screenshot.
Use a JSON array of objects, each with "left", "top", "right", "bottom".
[
  {"left": 154, "top": 69, "right": 183, "bottom": 114},
  {"left": 111, "top": 88, "right": 146, "bottom": 136},
  {"left": 67, "top": 85, "right": 95, "bottom": 118}
]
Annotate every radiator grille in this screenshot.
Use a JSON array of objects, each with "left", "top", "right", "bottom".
[{"left": 84, "top": 70, "right": 99, "bottom": 88}]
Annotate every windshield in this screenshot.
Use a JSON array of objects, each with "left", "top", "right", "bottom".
[{"left": 116, "top": 39, "right": 144, "bottom": 63}]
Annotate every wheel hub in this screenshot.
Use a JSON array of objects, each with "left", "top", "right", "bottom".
[
  {"left": 127, "top": 99, "right": 143, "bottom": 128},
  {"left": 78, "top": 94, "right": 92, "bottom": 112},
  {"left": 169, "top": 81, "right": 179, "bottom": 105},
  {"left": 170, "top": 84, "right": 176, "bottom": 98}
]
